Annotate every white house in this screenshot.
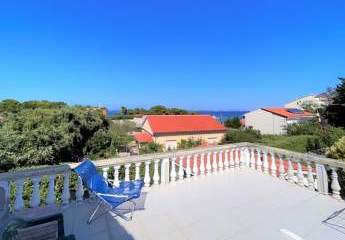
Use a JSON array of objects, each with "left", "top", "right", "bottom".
[{"left": 244, "top": 108, "right": 315, "bottom": 135}]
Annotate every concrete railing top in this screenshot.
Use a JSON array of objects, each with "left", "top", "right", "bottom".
[{"left": 1, "top": 142, "right": 345, "bottom": 181}]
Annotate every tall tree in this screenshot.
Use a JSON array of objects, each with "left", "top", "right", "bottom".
[{"left": 325, "top": 77, "right": 345, "bottom": 127}]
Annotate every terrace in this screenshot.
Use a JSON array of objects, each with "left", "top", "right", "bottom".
[{"left": 1, "top": 143, "right": 345, "bottom": 240}]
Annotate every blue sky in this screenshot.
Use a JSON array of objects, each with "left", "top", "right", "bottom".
[{"left": 0, "top": 1, "right": 344, "bottom": 111}]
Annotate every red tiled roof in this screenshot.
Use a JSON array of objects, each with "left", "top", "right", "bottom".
[
  {"left": 145, "top": 115, "right": 226, "bottom": 135},
  {"left": 261, "top": 108, "right": 314, "bottom": 120},
  {"left": 134, "top": 132, "right": 153, "bottom": 143}
]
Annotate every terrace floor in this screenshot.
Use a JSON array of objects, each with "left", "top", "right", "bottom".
[{"left": 62, "top": 169, "right": 345, "bottom": 240}]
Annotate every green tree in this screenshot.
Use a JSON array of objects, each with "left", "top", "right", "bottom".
[
  {"left": 224, "top": 117, "right": 241, "bottom": 128},
  {"left": 327, "top": 136, "right": 345, "bottom": 160},
  {"left": 325, "top": 77, "right": 345, "bottom": 127}
]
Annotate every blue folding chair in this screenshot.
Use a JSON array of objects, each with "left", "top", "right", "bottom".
[{"left": 74, "top": 160, "right": 144, "bottom": 224}]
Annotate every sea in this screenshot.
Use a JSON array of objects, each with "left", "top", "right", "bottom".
[{"left": 108, "top": 110, "right": 247, "bottom": 123}]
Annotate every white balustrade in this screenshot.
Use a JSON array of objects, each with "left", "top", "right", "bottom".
[
  {"left": 144, "top": 161, "right": 151, "bottom": 187},
  {"left": 234, "top": 149, "right": 240, "bottom": 168},
  {"left": 153, "top": 159, "right": 160, "bottom": 185},
  {"left": 256, "top": 150, "right": 262, "bottom": 172},
  {"left": 229, "top": 149, "right": 235, "bottom": 169},
  {"left": 218, "top": 151, "right": 224, "bottom": 171},
  {"left": 331, "top": 167, "right": 341, "bottom": 200},
  {"left": 200, "top": 153, "right": 206, "bottom": 175},
  {"left": 223, "top": 150, "right": 229, "bottom": 170},
  {"left": 14, "top": 179, "right": 24, "bottom": 211},
  {"left": 307, "top": 163, "right": 314, "bottom": 190},
  {"left": 206, "top": 152, "right": 212, "bottom": 175},
  {"left": 186, "top": 155, "right": 192, "bottom": 178},
  {"left": 239, "top": 148, "right": 245, "bottom": 168},
  {"left": 135, "top": 162, "right": 141, "bottom": 180},
  {"left": 297, "top": 162, "right": 304, "bottom": 186},
  {"left": 193, "top": 154, "right": 199, "bottom": 175},
  {"left": 278, "top": 155, "right": 285, "bottom": 180},
  {"left": 30, "top": 177, "right": 41, "bottom": 208},
  {"left": 76, "top": 175, "right": 84, "bottom": 202},
  {"left": 102, "top": 167, "right": 109, "bottom": 180},
  {"left": 263, "top": 151, "right": 269, "bottom": 174},
  {"left": 62, "top": 172, "right": 70, "bottom": 205},
  {"left": 287, "top": 159, "right": 294, "bottom": 183},
  {"left": 270, "top": 153, "right": 277, "bottom": 177},
  {"left": 114, "top": 166, "right": 120, "bottom": 186},
  {"left": 170, "top": 157, "right": 177, "bottom": 182},
  {"left": 160, "top": 158, "right": 170, "bottom": 184},
  {"left": 212, "top": 152, "right": 218, "bottom": 173},
  {"left": 250, "top": 149, "right": 256, "bottom": 170},
  {"left": 125, "top": 164, "right": 131, "bottom": 182},
  {"left": 46, "top": 175, "right": 56, "bottom": 205},
  {"left": 178, "top": 157, "right": 184, "bottom": 180}
]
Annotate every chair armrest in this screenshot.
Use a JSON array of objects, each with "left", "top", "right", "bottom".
[{"left": 97, "top": 193, "right": 129, "bottom": 199}]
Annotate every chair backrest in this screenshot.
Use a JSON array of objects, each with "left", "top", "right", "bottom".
[{"left": 74, "top": 160, "right": 109, "bottom": 194}]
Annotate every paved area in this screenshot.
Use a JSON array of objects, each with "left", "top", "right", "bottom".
[{"left": 63, "top": 169, "right": 345, "bottom": 240}]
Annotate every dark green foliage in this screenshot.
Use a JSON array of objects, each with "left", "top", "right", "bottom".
[
  {"left": 178, "top": 139, "right": 202, "bottom": 149},
  {"left": 287, "top": 121, "right": 321, "bottom": 136},
  {"left": 0, "top": 100, "right": 132, "bottom": 172},
  {"left": 325, "top": 77, "right": 345, "bottom": 127},
  {"left": 224, "top": 117, "right": 241, "bottom": 129},
  {"left": 139, "top": 143, "right": 163, "bottom": 154},
  {"left": 222, "top": 128, "right": 262, "bottom": 144}
]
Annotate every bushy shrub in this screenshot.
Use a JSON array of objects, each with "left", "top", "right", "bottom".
[
  {"left": 224, "top": 117, "right": 241, "bottom": 129},
  {"left": 327, "top": 136, "right": 345, "bottom": 160},
  {"left": 222, "top": 128, "right": 261, "bottom": 143},
  {"left": 178, "top": 139, "right": 202, "bottom": 149},
  {"left": 260, "top": 135, "right": 319, "bottom": 153},
  {"left": 286, "top": 121, "right": 321, "bottom": 136},
  {"left": 139, "top": 143, "right": 163, "bottom": 154}
]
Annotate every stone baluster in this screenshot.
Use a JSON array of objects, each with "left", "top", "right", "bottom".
[
  {"left": 218, "top": 151, "right": 224, "bottom": 171},
  {"left": 30, "top": 177, "right": 41, "bottom": 208},
  {"left": 62, "top": 172, "right": 70, "bottom": 205},
  {"left": 287, "top": 159, "right": 294, "bottom": 183},
  {"left": 263, "top": 151, "right": 269, "bottom": 174},
  {"left": 244, "top": 148, "right": 250, "bottom": 167},
  {"left": 170, "top": 157, "right": 177, "bottom": 182},
  {"left": 307, "top": 163, "right": 314, "bottom": 190},
  {"left": 224, "top": 150, "right": 230, "bottom": 170},
  {"left": 229, "top": 149, "right": 235, "bottom": 169},
  {"left": 153, "top": 159, "right": 160, "bottom": 185},
  {"left": 212, "top": 152, "right": 218, "bottom": 173},
  {"left": 256, "top": 150, "right": 262, "bottom": 172},
  {"left": 144, "top": 161, "right": 151, "bottom": 187},
  {"left": 46, "top": 175, "right": 56, "bottom": 205},
  {"left": 250, "top": 149, "right": 256, "bottom": 170},
  {"left": 161, "top": 158, "right": 170, "bottom": 184},
  {"left": 135, "top": 162, "right": 141, "bottom": 180},
  {"left": 234, "top": 149, "right": 240, "bottom": 169},
  {"left": 178, "top": 157, "right": 184, "bottom": 180},
  {"left": 114, "top": 166, "right": 120, "bottom": 186},
  {"left": 278, "top": 155, "right": 285, "bottom": 180},
  {"left": 331, "top": 167, "right": 341, "bottom": 200},
  {"left": 76, "top": 175, "right": 84, "bottom": 202},
  {"left": 270, "top": 153, "right": 277, "bottom": 177},
  {"left": 186, "top": 155, "right": 192, "bottom": 178},
  {"left": 206, "top": 152, "right": 212, "bottom": 175},
  {"left": 239, "top": 148, "right": 245, "bottom": 168},
  {"left": 102, "top": 167, "right": 109, "bottom": 180},
  {"left": 199, "top": 153, "right": 206, "bottom": 175},
  {"left": 193, "top": 154, "right": 199, "bottom": 176},
  {"left": 125, "top": 164, "right": 131, "bottom": 182},
  {"left": 14, "top": 179, "right": 25, "bottom": 211},
  {"left": 297, "top": 162, "right": 304, "bottom": 186}
]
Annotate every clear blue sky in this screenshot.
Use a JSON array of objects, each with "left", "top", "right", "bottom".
[{"left": 0, "top": 1, "right": 344, "bottom": 111}]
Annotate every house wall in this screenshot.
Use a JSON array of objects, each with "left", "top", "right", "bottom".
[{"left": 244, "top": 109, "right": 287, "bottom": 135}]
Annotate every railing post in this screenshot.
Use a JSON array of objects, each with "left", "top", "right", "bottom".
[
  {"left": 224, "top": 150, "right": 229, "bottom": 170},
  {"left": 14, "top": 179, "right": 24, "bottom": 211},
  {"left": 234, "top": 148, "right": 240, "bottom": 169},
  {"left": 62, "top": 172, "right": 70, "bottom": 206},
  {"left": 102, "top": 167, "right": 109, "bottom": 180},
  {"left": 331, "top": 167, "right": 341, "bottom": 200},
  {"left": 229, "top": 149, "right": 234, "bottom": 169},
  {"left": 206, "top": 152, "right": 212, "bottom": 175},
  {"left": 250, "top": 149, "right": 256, "bottom": 170},
  {"left": 178, "top": 157, "right": 184, "bottom": 181},
  {"left": 307, "top": 162, "right": 314, "bottom": 190},
  {"left": 114, "top": 166, "right": 120, "bottom": 187},
  {"left": 144, "top": 161, "right": 151, "bottom": 187},
  {"left": 212, "top": 152, "right": 218, "bottom": 174},
  {"left": 46, "top": 175, "right": 56, "bottom": 205},
  {"left": 135, "top": 162, "right": 141, "bottom": 180},
  {"left": 0, "top": 181, "right": 9, "bottom": 213},
  {"left": 263, "top": 151, "right": 269, "bottom": 174},
  {"left": 170, "top": 157, "right": 177, "bottom": 182},
  {"left": 76, "top": 176, "right": 84, "bottom": 202},
  {"left": 161, "top": 158, "right": 170, "bottom": 184},
  {"left": 30, "top": 177, "right": 41, "bottom": 208},
  {"left": 200, "top": 153, "right": 206, "bottom": 175},
  {"left": 125, "top": 164, "right": 131, "bottom": 182},
  {"left": 279, "top": 155, "right": 285, "bottom": 180},
  {"left": 218, "top": 151, "right": 224, "bottom": 172},
  {"left": 287, "top": 159, "right": 294, "bottom": 183},
  {"left": 256, "top": 150, "right": 262, "bottom": 172},
  {"left": 186, "top": 155, "right": 192, "bottom": 178},
  {"left": 270, "top": 153, "right": 277, "bottom": 177},
  {"left": 153, "top": 159, "right": 160, "bottom": 185},
  {"left": 193, "top": 154, "right": 199, "bottom": 176},
  {"left": 297, "top": 162, "right": 304, "bottom": 186}
]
